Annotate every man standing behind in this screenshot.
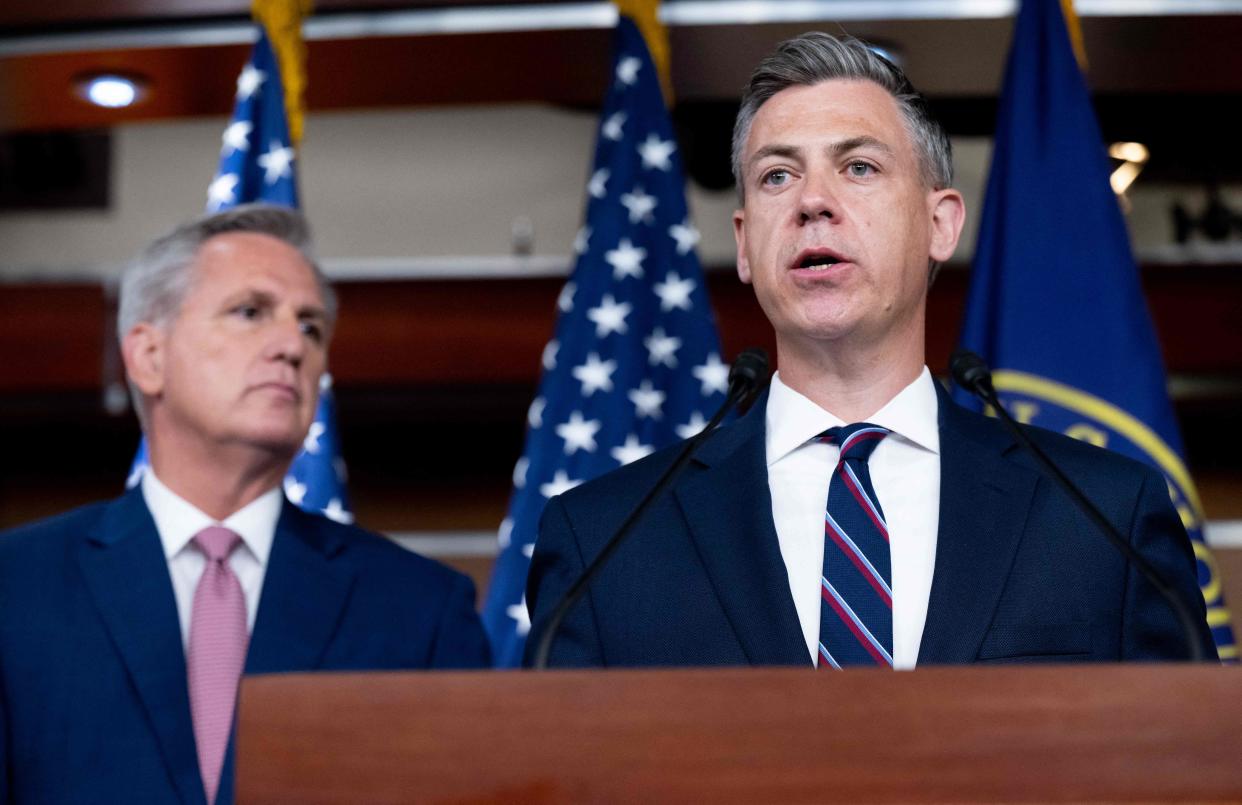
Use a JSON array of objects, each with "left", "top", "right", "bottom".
[
  {"left": 525, "top": 33, "right": 1212, "bottom": 668},
  {"left": 0, "top": 204, "right": 490, "bottom": 805}
]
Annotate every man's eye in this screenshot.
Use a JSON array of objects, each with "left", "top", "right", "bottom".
[
  {"left": 761, "top": 168, "right": 790, "bottom": 187},
  {"left": 847, "top": 161, "right": 876, "bottom": 177},
  {"left": 233, "top": 304, "right": 260, "bottom": 320},
  {"left": 300, "top": 321, "right": 324, "bottom": 342}
]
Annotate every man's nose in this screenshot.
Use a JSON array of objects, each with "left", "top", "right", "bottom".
[
  {"left": 265, "top": 313, "right": 305, "bottom": 367},
  {"left": 797, "top": 170, "right": 839, "bottom": 225}
]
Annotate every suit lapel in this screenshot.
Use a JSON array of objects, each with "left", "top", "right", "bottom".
[
  {"left": 918, "top": 386, "right": 1040, "bottom": 664},
  {"left": 76, "top": 489, "right": 205, "bottom": 805},
  {"left": 676, "top": 392, "right": 810, "bottom": 666},
  {"left": 244, "top": 502, "right": 355, "bottom": 674}
]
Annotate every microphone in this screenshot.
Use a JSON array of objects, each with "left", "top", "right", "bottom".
[
  {"left": 530, "top": 348, "right": 771, "bottom": 669},
  {"left": 949, "top": 349, "right": 1208, "bottom": 662}
]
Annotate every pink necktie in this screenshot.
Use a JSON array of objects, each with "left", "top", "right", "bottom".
[{"left": 188, "top": 526, "right": 248, "bottom": 805}]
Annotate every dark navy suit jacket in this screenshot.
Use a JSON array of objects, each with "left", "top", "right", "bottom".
[
  {"left": 525, "top": 385, "right": 1214, "bottom": 667},
  {"left": 0, "top": 489, "right": 490, "bottom": 804}
]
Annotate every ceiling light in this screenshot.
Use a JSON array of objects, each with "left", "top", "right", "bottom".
[
  {"left": 866, "top": 43, "right": 904, "bottom": 69},
  {"left": 76, "top": 73, "right": 146, "bottom": 108},
  {"left": 1108, "top": 141, "right": 1149, "bottom": 197}
]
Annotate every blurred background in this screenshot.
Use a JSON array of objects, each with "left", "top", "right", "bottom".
[{"left": 2, "top": 0, "right": 1242, "bottom": 607}]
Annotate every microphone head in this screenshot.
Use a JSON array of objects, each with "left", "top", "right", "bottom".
[
  {"left": 728, "top": 348, "right": 770, "bottom": 393},
  {"left": 949, "top": 349, "right": 995, "bottom": 398}
]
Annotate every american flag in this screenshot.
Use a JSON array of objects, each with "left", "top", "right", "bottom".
[
  {"left": 128, "top": 26, "right": 354, "bottom": 525},
  {"left": 481, "top": 13, "right": 727, "bottom": 666}
]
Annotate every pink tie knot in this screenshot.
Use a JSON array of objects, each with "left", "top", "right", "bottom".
[{"left": 194, "top": 526, "right": 241, "bottom": 562}]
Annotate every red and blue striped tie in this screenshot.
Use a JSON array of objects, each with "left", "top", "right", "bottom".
[{"left": 817, "top": 423, "right": 893, "bottom": 669}]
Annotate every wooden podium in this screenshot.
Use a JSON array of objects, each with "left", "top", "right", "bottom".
[{"left": 236, "top": 666, "right": 1242, "bottom": 803}]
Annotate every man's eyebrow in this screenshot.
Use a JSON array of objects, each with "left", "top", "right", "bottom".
[
  {"left": 746, "top": 144, "right": 801, "bottom": 173},
  {"left": 297, "top": 305, "right": 328, "bottom": 321},
  {"left": 829, "top": 136, "right": 895, "bottom": 159}
]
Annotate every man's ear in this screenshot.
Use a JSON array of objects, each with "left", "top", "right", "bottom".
[
  {"left": 928, "top": 188, "right": 966, "bottom": 264},
  {"left": 733, "top": 208, "right": 753, "bottom": 284},
  {"left": 121, "top": 323, "right": 165, "bottom": 399}
]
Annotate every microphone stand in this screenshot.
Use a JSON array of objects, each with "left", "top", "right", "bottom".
[
  {"left": 530, "top": 349, "right": 769, "bottom": 670},
  {"left": 950, "top": 349, "right": 1208, "bottom": 662}
]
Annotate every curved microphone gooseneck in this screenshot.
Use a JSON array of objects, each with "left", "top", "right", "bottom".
[
  {"left": 530, "top": 348, "right": 771, "bottom": 669},
  {"left": 950, "top": 349, "right": 1207, "bottom": 662}
]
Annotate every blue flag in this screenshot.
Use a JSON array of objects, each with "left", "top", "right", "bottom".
[
  {"left": 128, "top": 27, "right": 354, "bottom": 525},
  {"left": 956, "top": 0, "right": 1235, "bottom": 660},
  {"left": 481, "top": 15, "right": 727, "bottom": 666}
]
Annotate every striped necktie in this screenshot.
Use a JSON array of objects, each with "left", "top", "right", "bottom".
[{"left": 816, "top": 423, "right": 893, "bottom": 669}]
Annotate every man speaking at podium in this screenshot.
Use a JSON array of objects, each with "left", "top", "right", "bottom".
[
  {"left": 525, "top": 33, "right": 1213, "bottom": 669},
  {"left": 0, "top": 205, "right": 490, "bottom": 805}
]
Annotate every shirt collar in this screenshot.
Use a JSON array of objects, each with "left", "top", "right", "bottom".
[
  {"left": 141, "top": 470, "right": 281, "bottom": 565},
  {"left": 765, "top": 366, "right": 941, "bottom": 466}
]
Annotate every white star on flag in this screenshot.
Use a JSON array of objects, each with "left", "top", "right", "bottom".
[
  {"left": 677, "top": 411, "right": 709, "bottom": 439},
  {"left": 540, "top": 469, "right": 584, "bottom": 499},
  {"left": 587, "top": 295, "right": 632, "bottom": 337},
  {"left": 654, "top": 271, "right": 695, "bottom": 312},
  {"left": 512, "top": 457, "right": 529, "bottom": 488},
  {"left": 207, "top": 173, "right": 239, "bottom": 210},
  {"left": 638, "top": 133, "right": 676, "bottom": 171},
  {"left": 303, "top": 421, "right": 325, "bottom": 454},
  {"left": 283, "top": 477, "right": 307, "bottom": 505},
  {"left": 322, "top": 498, "right": 354, "bottom": 524},
  {"left": 602, "top": 111, "right": 627, "bottom": 141},
  {"left": 482, "top": 19, "right": 729, "bottom": 668},
  {"left": 620, "top": 186, "right": 658, "bottom": 224},
  {"left": 628, "top": 380, "right": 666, "bottom": 419},
  {"left": 498, "top": 517, "right": 514, "bottom": 549},
  {"left": 644, "top": 327, "right": 682, "bottom": 368},
  {"left": 236, "top": 63, "right": 266, "bottom": 100},
  {"left": 588, "top": 168, "right": 610, "bottom": 199},
  {"left": 221, "top": 121, "right": 252, "bottom": 155},
  {"left": 611, "top": 434, "right": 655, "bottom": 466},
  {"left": 542, "top": 340, "right": 559, "bottom": 370},
  {"left": 558, "top": 282, "right": 576, "bottom": 313},
  {"left": 616, "top": 55, "right": 642, "bottom": 85},
  {"left": 556, "top": 411, "right": 602, "bottom": 454},
  {"left": 573, "top": 227, "right": 591, "bottom": 255},
  {"left": 528, "top": 396, "right": 546, "bottom": 428},
  {"left": 605, "top": 238, "right": 646, "bottom": 280},
  {"left": 572, "top": 352, "right": 617, "bottom": 396},
  {"left": 669, "top": 220, "right": 701, "bottom": 256},
  {"left": 257, "top": 141, "right": 294, "bottom": 184},
  {"left": 693, "top": 353, "right": 731, "bottom": 396},
  {"left": 508, "top": 595, "right": 531, "bottom": 635}
]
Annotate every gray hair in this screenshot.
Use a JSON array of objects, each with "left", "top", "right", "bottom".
[
  {"left": 731, "top": 32, "right": 953, "bottom": 202},
  {"left": 118, "top": 203, "right": 336, "bottom": 423}
]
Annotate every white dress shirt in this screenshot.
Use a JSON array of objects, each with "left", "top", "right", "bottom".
[
  {"left": 141, "top": 471, "right": 280, "bottom": 655},
  {"left": 765, "top": 368, "right": 941, "bottom": 669}
]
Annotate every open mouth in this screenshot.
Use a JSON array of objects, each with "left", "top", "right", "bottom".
[{"left": 793, "top": 250, "right": 847, "bottom": 271}]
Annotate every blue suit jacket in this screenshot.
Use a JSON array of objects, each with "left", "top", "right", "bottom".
[
  {"left": 525, "top": 385, "right": 1214, "bottom": 667},
  {"left": 0, "top": 489, "right": 490, "bottom": 805}
]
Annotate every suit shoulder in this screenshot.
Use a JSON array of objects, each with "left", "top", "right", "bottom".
[
  {"left": 552, "top": 427, "right": 705, "bottom": 519},
  {"left": 954, "top": 402, "right": 1157, "bottom": 488},
  {"left": 305, "top": 512, "right": 475, "bottom": 594}
]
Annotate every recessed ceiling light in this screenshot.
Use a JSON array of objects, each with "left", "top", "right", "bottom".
[
  {"left": 866, "top": 43, "right": 904, "bottom": 69},
  {"left": 76, "top": 73, "right": 147, "bottom": 108}
]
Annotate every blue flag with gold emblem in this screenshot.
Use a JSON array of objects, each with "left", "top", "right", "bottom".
[
  {"left": 956, "top": 0, "right": 1235, "bottom": 660},
  {"left": 481, "top": 12, "right": 726, "bottom": 666},
  {"left": 128, "top": 26, "right": 355, "bottom": 526}
]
